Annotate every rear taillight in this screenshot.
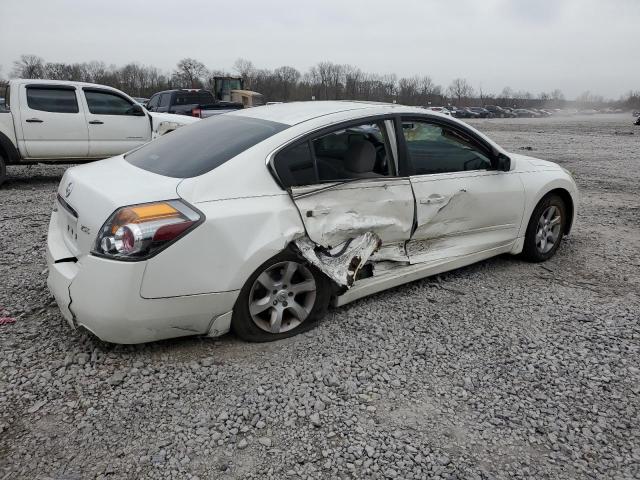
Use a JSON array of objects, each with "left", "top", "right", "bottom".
[
  {"left": 93, "top": 200, "right": 202, "bottom": 260},
  {"left": 191, "top": 108, "right": 202, "bottom": 118}
]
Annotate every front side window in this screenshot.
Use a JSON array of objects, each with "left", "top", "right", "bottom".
[
  {"left": 126, "top": 115, "right": 288, "bottom": 178},
  {"left": 84, "top": 90, "right": 138, "bottom": 115},
  {"left": 159, "top": 93, "right": 171, "bottom": 108},
  {"left": 26, "top": 87, "right": 79, "bottom": 113},
  {"left": 147, "top": 94, "right": 160, "bottom": 110},
  {"left": 401, "top": 120, "right": 492, "bottom": 175}
]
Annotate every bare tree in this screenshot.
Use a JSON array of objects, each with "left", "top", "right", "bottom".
[
  {"left": 173, "top": 58, "right": 208, "bottom": 88},
  {"left": 448, "top": 78, "right": 474, "bottom": 105},
  {"left": 233, "top": 58, "right": 255, "bottom": 88},
  {"left": 273, "top": 66, "right": 300, "bottom": 100},
  {"left": 12, "top": 54, "right": 45, "bottom": 79}
]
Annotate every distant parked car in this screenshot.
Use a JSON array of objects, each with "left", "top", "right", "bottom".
[
  {"left": 484, "top": 105, "right": 512, "bottom": 118},
  {"left": 449, "top": 107, "right": 475, "bottom": 119},
  {"left": 462, "top": 107, "right": 481, "bottom": 118},
  {"left": 513, "top": 109, "right": 538, "bottom": 118},
  {"left": 468, "top": 107, "right": 493, "bottom": 118},
  {"left": 425, "top": 106, "right": 452, "bottom": 116},
  {"left": 530, "top": 108, "right": 551, "bottom": 117},
  {"left": 133, "top": 97, "right": 149, "bottom": 106},
  {"left": 146, "top": 89, "right": 243, "bottom": 118}
]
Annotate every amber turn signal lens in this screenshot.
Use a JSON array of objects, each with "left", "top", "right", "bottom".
[{"left": 110, "top": 203, "right": 180, "bottom": 234}]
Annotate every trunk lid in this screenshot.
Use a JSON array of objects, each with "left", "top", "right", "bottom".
[{"left": 56, "top": 155, "right": 183, "bottom": 258}]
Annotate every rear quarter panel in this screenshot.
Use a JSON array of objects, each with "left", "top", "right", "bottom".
[{"left": 140, "top": 194, "right": 304, "bottom": 298}]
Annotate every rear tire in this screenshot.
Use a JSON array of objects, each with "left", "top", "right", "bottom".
[
  {"left": 232, "top": 250, "right": 331, "bottom": 342},
  {"left": 0, "top": 154, "right": 7, "bottom": 190},
  {"left": 0, "top": 153, "right": 6, "bottom": 187},
  {"left": 522, "top": 194, "right": 566, "bottom": 262}
]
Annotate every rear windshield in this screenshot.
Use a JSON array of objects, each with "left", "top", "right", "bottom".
[
  {"left": 174, "top": 91, "right": 215, "bottom": 105},
  {"left": 126, "top": 115, "right": 288, "bottom": 178}
]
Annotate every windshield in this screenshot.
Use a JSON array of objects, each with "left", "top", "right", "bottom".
[{"left": 126, "top": 115, "right": 288, "bottom": 178}]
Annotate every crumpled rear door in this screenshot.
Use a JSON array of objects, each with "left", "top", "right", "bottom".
[{"left": 290, "top": 177, "right": 414, "bottom": 249}]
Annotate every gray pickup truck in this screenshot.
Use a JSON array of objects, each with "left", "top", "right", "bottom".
[{"left": 145, "top": 89, "right": 243, "bottom": 119}]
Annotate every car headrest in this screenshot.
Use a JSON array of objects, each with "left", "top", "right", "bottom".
[{"left": 345, "top": 139, "right": 377, "bottom": 173}]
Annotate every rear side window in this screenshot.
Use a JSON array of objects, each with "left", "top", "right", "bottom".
[
  {"left": 26, "top": 87, "right": 79, "bottom": 113},
  {"left": 174, "top": 91, "right": 215, "bottom": 105},
  {"left": 84, "top": 90, "right": 136, "bottom": 115},
  {"left": 126, "top": 115, "right": 288, "bottom": 178},
  {"left": 274, "top": 142, "right": 316, "bottom": 187}
]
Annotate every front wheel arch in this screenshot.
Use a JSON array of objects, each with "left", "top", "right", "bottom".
[{"left": 545, "top": 187, "right": 574, "bottom": 235}]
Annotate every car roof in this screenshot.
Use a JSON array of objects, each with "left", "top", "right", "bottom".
[
  {"left": 11, "top": 78, "right": 120, "bottom": 90},
  {"left": 229, "top": 101, "right": 424, "bottom": 126}
]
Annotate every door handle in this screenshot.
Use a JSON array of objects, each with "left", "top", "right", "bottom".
[
  {"left": 306, "top": 208, "right": 330, "bottom": 217},
  {"left": 26, "top": 118, "right": 43, "bottom": 123},
  {"left": 420, "top": 195, "right": 446, "bottom": 205},
  {"left": 89, "top": 120, "right": 104, "bottom": 125}
]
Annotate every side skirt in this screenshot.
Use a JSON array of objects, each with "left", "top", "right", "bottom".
[{"left": 334, "top": 242, "right": 515, "bottom": 307}]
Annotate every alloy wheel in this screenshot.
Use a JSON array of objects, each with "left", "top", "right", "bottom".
[
  {"left": 248, "top": 261, "right": 317, "bottom": 334},
  {"left": 535, "top": 205, "right": 562, "bottom": 254}
]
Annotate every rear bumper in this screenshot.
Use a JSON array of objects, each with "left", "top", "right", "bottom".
[{"left": 46, "top": 212, "right": 239, "bottom": 344}]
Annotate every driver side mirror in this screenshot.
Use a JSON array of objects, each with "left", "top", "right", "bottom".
[
  {"left": 494, "top": 153, "right": 511, "bottom": 172},
  {"left": 129, "top": 104, "right": 145, "bottom": 116}
]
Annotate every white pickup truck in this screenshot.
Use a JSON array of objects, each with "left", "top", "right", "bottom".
[{"left": 0, "top": 79, "right": 199, "bottom": 186}]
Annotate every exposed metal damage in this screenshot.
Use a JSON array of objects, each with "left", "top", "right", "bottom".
[
  {"left": 290, "top": 179, "right": 414, "bottom": 248},
  {"left": 295, "top": 232, "right": 382, "bottom": 287}
]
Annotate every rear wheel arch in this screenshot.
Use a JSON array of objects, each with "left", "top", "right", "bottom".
[
  {"left": 0, "top": 131, "right": 20, "bottom": 165},
  {"left": 231, "top": 247, "right": 332, "bottom": 342}
]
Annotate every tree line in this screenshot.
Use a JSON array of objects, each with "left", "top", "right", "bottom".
[{"left": 2, "top": 54, "right": 639, "bottom": 110}]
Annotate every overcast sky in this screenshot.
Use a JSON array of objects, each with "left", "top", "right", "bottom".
[{"left": 1, "top": 0, "right": 637, "bottom": 99}]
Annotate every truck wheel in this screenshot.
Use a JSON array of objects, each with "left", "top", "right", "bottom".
[{"left": 0, "top": 153, "right": 6, "bottom": 187}]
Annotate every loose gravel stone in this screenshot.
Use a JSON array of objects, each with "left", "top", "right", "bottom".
[{"left": 1, "top": 115, "right": 639, "bottom": 479}]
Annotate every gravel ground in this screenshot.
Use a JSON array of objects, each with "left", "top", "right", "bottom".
[{"left": 1, "top": 114, "right": 639, "bottom": 479}]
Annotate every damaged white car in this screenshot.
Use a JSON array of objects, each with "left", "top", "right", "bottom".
[{"left": 47, "top": 102, "right": 578, "bottom": 344}]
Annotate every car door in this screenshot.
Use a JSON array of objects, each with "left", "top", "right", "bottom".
[
  {"left": 400, "top": 116, "right": 525, "bottom": 264},
  {"left": 81, "top": 88, "right": 151, "bottom": 158},
  {"left": 274, "top": 118, "right": 414, "bottom": 259},
  {"left": 20, "top": 84, "right": 89, "bottom": 159}
]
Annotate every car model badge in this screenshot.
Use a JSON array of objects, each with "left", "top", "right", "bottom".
[{"left": 65, "top": 182, "right": 73, "bottom": 198}]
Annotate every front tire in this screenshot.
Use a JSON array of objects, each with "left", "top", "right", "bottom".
[
  {"left": 522, "top": 194, "right": 566, "bottom": 262},
  {"left": 232, "top": 250, "right": 331, "bottom": 342}
]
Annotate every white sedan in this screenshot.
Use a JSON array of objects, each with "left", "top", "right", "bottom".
[{"left": 47, "top": 102, "right": 578, "bottom": 344}]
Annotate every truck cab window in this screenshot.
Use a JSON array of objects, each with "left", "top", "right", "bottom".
[
  {"left": 84, "top": 90, "right": 138, "bottom": 116},
  {"left": 26, "top": 87, "right": 79, "bottom": 113}
]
